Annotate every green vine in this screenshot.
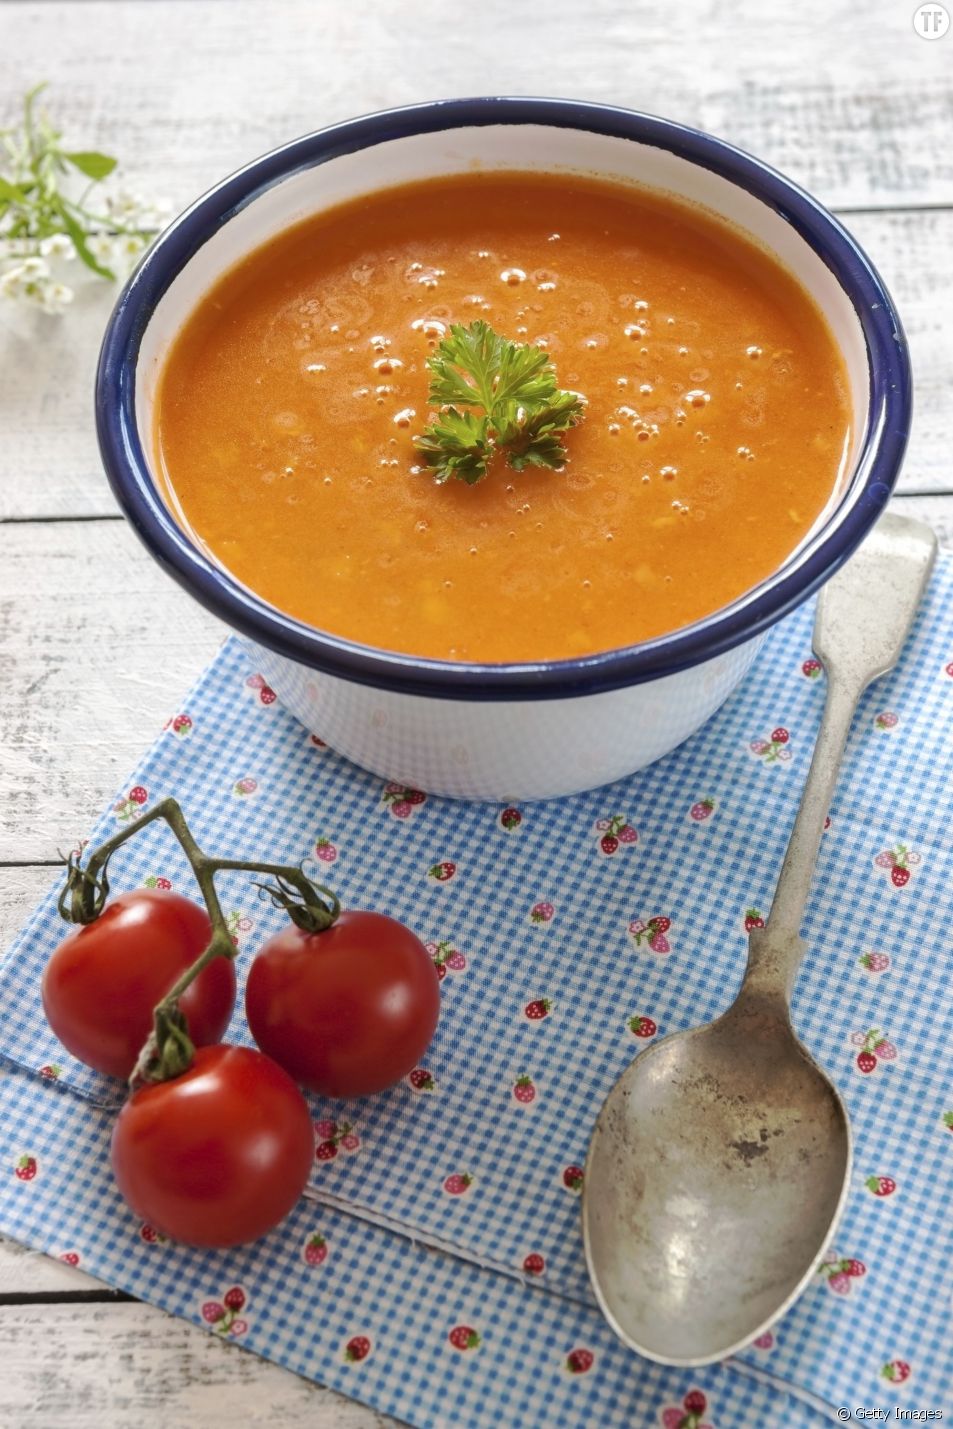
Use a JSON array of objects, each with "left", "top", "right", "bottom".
[{"left": 57, "top": 798, "right": 339, "bottom": 1086}]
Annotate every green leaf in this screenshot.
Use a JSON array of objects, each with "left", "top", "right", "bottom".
[
  {"left": 56, "top": 200, "right": 115, "bottom": 279},
  {"left": 414, "top": 320, "right": 585, "bottom": 486},
  {"left": 0, "top": 176, "right": 27, "bottom": 204},
  {"left": 64, "top": 150, "right": 117, "bottom": 181},
  {"left": 415, "top": 407, "right": 491, "bottom": 486}
]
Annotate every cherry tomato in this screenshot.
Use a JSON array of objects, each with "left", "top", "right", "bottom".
[
  {"left": 245, "top": 911, "right": 440, "bottom": 1098},
  {"left": 111, "top": 1044, "right": 314, "bottom": 1247},
  {"left": 42, "top": 890, "right": 235, "bottom": 1079}
]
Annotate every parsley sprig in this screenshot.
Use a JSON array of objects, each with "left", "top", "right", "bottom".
[{"left": 414, "top": 320, "right": 585, "bottom": 485}]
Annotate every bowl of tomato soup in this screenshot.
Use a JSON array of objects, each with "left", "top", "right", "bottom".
[{"left": 97, "top": 98, "right": 909, "bottom": 800}]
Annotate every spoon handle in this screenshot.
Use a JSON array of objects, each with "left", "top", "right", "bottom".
[
  {"left": 745, "top": 513, "right": 937, "bottom": 999},
  {"left": 765, "top": 677, "right": 859, "bottom": 940}
]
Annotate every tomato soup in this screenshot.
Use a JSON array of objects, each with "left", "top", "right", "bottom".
[{"left": 155, "top": 172, "right": 851, "bottom": 662}]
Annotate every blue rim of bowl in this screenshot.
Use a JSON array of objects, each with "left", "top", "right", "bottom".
[{"left": 96, "top": 96, "right": 911, "bottom": 701}]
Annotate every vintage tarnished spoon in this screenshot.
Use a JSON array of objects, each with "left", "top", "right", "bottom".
[{"left": 582, "top": 512, "right": 937, "bottom": 1365}]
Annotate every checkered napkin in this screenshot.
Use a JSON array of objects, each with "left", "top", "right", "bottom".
[{"left": 1, "top": 558, "right": 951, "bottom": 1429}]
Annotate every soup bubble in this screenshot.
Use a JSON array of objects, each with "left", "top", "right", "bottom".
[
  {"left": 501, "top": 268, "right": 526, "bottom": 285},
  {"left": 411, "top": 317, "right": 447, "bottom": 339},
  {"left": 405, "top": 262, "right": 445, "bottom": 289}
]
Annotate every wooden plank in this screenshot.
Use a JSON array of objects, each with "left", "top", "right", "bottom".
[
  {"left": 0, "top": 497, "right": 949, "bottom": 868},
  {"left": 1, "top": 3, "right": 952, "bottom": 518},
  {"left": 847, "top": 210, "right": 953, "bottom": 498},
  {"left": 885, "top": 492, "right": 953, "bottom": 544},
  {"left": 0, "top": 1299, "right": 396, "bottom": 1428},
  {"left": 0, "top": 519, "right": 222, "bottom": 863},
  {"left": 0, "top": 867, "right": 61, "bottom": 953},
  {"left": 0, "top": 1234, "right": 103, "bottom": 1296},
  {"left": 0, "top": 0, "right": 947, "bottom": 213}
]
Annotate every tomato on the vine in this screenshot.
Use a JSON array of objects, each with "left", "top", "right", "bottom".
[
  {"left": 42, "top": 890, "right": 235, "bottom": 1078},
  {"left": 244, "top": 911, "right": 440, "bottom": 1098},
  {"left": 111, "top": 1044, "right": 314, "bottom": 1247}
]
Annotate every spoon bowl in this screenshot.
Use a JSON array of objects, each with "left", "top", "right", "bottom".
[{"left": 584, "top": 974, "right": 851, "bottom": 1364}]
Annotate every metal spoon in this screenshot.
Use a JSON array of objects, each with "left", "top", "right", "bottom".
[{"left": 582, "top": 512, "right": 937, "bottom": 1366}]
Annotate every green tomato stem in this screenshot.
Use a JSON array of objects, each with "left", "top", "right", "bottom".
[{"left": 56, "top": 797, "right": 340, "bottom": 1086}]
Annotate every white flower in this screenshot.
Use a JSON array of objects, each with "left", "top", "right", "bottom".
[
  {"left": 0, "top": 257, "right": 74, "bottom": 314},
  {"left": 87, "top": 232, "right": 117, "bottom": 264},
  {"left": 103, "top": 187, "right": 171, "bottom": 233},
  {"left": 39, "top": 233, "right": 75, "bottom": 261},
  {"left": 105, "top": 188, "right": 137, "bottom": 219},
  {"left": 0, "top": 236, "right": 34, "bottom": 257},
  {"left": 106, "top": 188, "right": 151, "bottom": 223},
  {"left": 0, "top": 264, "right": 26, "bottom": 299},
  {"left": 117, "top": 233, "right": 146, "bottom": 259},
  {"left": 40, "top": 281, "right": 74, "bottom": 314},
  {"left": 19, "top": 255, "right": 50, "bottom": 280}
]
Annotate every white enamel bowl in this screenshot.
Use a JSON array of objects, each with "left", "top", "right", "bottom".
[{"left": 96, "top": 98, "right": 910, "bottom": 800}]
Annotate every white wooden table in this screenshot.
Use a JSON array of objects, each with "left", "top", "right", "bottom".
[{"left": 0, "top": 1, "right": 950, "bottom": 1422}]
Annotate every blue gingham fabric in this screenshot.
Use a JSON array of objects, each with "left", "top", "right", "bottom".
[{"left": 1, "top": 557, "right": 952, "bottom": 1428}]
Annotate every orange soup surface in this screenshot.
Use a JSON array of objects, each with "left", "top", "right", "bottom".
[{"left": 155, "top": 172, "right": 851, "bottom": 662}]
